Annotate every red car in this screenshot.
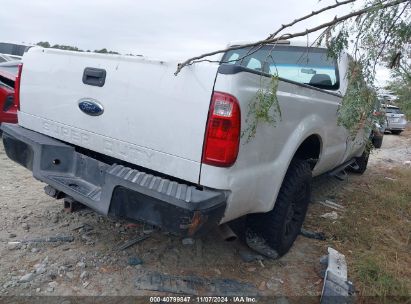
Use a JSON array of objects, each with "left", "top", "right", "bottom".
[{"left": 0, "top": 62, "right": 19, "bottom": 129}]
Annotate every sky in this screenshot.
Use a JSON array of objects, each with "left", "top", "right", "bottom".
[{"left": 0, "top": 0, "right": 390, "bottom": 84}]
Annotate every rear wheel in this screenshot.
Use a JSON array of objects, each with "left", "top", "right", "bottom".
[
  {"left": 391, "top": 130, "right": 402, "bottom": 135},
  {"left": 245, "top": 159, "right": 312, "bottom": 258}
]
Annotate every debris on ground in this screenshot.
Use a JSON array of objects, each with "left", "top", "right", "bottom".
[
  {"left": 320, "top": 247, "right": 355, "bottom": 304},
  {"left": 258, "top": 281, "right": 266, "bottom": 291},
  {"left": 66, "top": 272, "right": 74, "bottom": 280},
  {"left": 82, "top": 281, "right": 90, "bottom": 288},
  {"left": 80, "top": 271, "right": 88, "bottom": 280},
  {"left": 300, "top": 228, "right": 326, "bottom": 241},
  {"left": 125, "top": 223, "right": 141, "bottom": 229},
  {"left": 47, "top": 281, "right": 57, "bottom": 292},
  {"left": 34, "top": 263, "right": 46, "bottom": 274},
  {"left": 319, "top": 200, "right": 345, "bottom": 211},
  {"left": 212, "top": 268, "right": 222, "bottom": 275},
  {"left": 135, "top": 271, "right": 259, "bottom": 296},
  {"left": 8, "top": 235, "right": 74, "bottom": 245},
  {"left": 320, "top": 211, "right": 339, "bottom": 220},
  {"left": 266, "top": 278, "right": 285, "bottom": 290},
  {"left": 6, "top": 242, "right": 21, "bottom": 250},
  {"left": 182, "top": 238, "right": 195, "bottom": 246},
  {"left": 18, "top": 273, "right": 35, "bottom": 283},
  {"left": 80, "top": 231, "right": 96, "bottom": 245},
  {"left": 116, "top": 235, "right": 150, "bottom": 251},
  {"left": 128, "top": 257, "right": 143, "bottom": 266},
  {"left": 384, "top": 177, "right": 397, "bottom": 181},
  {"left": 52, "top": 214, "right": 59, "bottom": 224},
  {"left": 72, "top": 223, "right": 94, "bottom": 232},
  {"left": 238, "top": 249, "right": 264, "bottom": 263}
]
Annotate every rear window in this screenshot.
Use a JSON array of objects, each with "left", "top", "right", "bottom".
[
  {"left": 222, "top": 45, "right": 339, "bottom": 90},
  {"left": 385, "top": 108, "right": 403, "bottom": 114}
]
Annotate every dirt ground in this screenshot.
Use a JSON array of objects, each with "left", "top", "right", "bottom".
[{"left": 0, "top": 127, "right": 410, "bottom": 298}]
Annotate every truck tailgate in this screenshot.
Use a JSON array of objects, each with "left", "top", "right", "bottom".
[{"left": 18, "top": 48, "right": 219, "bottom": 183}]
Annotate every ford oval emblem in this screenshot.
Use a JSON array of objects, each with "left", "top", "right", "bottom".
[{"left": 78, "top": 99, "right": 104, "bottom": 116}]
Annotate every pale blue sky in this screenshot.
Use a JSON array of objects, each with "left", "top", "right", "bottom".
[
  {"left": 1, "top": 0, "right": 390, "bottom": 85},
  {"left": 1, "top": 0, "right": 351, "bottom": 58}
]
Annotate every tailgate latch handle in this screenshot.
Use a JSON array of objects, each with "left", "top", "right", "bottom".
[{"left": 82, "top": 67, "right": 106, "bottom": 87}]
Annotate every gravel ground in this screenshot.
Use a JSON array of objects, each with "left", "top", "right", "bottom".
[{"left": 0, "top": 128, "right": 409, "bottom": 297}]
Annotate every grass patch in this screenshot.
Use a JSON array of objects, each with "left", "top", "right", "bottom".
[
  {"left": 306, "top": 168, "right": 411, "bottom": 300},
  {"left": 355, "top": 256, "right": 408, "bottom": 298}
]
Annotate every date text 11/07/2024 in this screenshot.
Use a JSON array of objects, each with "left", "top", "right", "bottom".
[{"left": 149, "top": 296, "right": 258, "bottom": 303}]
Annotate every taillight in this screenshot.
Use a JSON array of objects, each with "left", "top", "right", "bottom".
[
  {"left": 202, "top": 91, "right": 241, "bottom": 167},
  {"left": 14, "top": 63, "right": 23, "bottom": 110},
  {"left": 3, "top": 95, "right": 14, "bottom": 112}
]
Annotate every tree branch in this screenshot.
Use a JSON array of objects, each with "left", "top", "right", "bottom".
[
  {"left": 175, "top": 0, "right": 409, "bottom": 75},
  {"left": 373, "top": 2, "right": 409, "bottom": 73},
  {"left": 266, "top": 0, "right": 356, "bottom": 40}
]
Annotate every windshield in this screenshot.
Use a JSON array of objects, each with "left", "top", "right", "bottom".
[{"left": 222, "top": 45, "right": 339, "bottom": 90}]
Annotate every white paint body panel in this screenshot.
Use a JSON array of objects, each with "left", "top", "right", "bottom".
[
  {"left": 19, "top": 47, "right": 219, "bottom": 183},
  {"left": 200, "top": 53, "right": 366, "bottom": 223},
  {"left": 18, "top": 46, "right": 366, "bottom": 223}
]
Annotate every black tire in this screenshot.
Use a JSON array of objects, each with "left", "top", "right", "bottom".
[
  {"left": 348, "top": 151, "right": 369, "bottom": 174},
  {"left": 372, "top": 135, "right": 383, "bottom": 149},
  {"left": 391, "top": 130, "right": 402, "bottom": 135},
  {"left": 245, "top": 159, "right": 312, "bottom": 258}
]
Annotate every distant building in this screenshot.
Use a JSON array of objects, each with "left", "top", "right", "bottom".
[{"left": 0, "top": 42, "right": 30, "bottom": 56}]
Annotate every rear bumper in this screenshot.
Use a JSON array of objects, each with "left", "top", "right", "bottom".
[
  {"left": 386, "top": 121, "right": 407, "bottom": 131},
  {"left": 1, "top": 123, "right": 227, "bottom": 236}
]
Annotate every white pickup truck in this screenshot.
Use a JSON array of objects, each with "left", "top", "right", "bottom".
[{"left": 1, "top": 41, "right": 370, "bottom": 258}]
